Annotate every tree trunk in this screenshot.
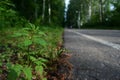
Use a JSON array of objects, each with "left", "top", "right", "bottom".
[
  {"left": 48, "top": 0, "right": 51, "bottom": 24},
  {"left": 42, "top": 0, "right": 46, "bottom": 22},
  {"left": 34, "top": 0, "right": 38, "bottom": 20},
  {"left": 77, "top": 11, "right": 80, "bottom": 29},
  {"left": 99, "top": 0, "right": 103, "bottom": 22},
  {"left": 88, "top": 1, "right": 92, "bottom": 20}
]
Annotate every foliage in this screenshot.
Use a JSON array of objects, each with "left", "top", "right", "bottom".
[
  {"left": 0, "top": 0, "right": 28, "bottom": 29},
  {"left": 11, "top": 0, "right": 65, "bottom": 25},
  {"left": 0, "top": 23, "right": 64, "bottom": 79},
  {"left": 66, "top": 0, "right": 120, "bottom": 29},
  {"left": 0, "top": 0, "right": 65, "bottom": 79}
]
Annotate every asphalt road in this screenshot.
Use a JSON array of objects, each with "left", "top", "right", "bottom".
[{"left": 64, "top": 29, "right": 120, "bottom": 80}]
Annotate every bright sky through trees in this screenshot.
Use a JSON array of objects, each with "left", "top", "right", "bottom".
[
  {"left": 64, "top": 0, "right": 70, "bottom": 21},
  {"left": 65, "top": 0, "right": 70, "bottom": 8}
]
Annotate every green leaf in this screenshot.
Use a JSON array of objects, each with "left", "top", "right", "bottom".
[
  {"left": 0, "top": 7, "right": 5, "bottom": 11},
  {"left": 42, "top": 78, "right": 47, "bottom": 80},
  {"left": 33, "top": 38, "right": 47, "bottom": 46},
  {"left": 34, "top": 26, "right": 39, "bottom": 31},
  {"left": 23, "top": 39, "right": 32, "bottom": 46},
  {"left": 7, "top": 9, "right": 16, "bottom": 14},
  {"left": 29, "top": 23, "right": 36, "bottom": 30},
  {"left": 11, "top": 31, "right": 28, "bottom": 37},
  {"left": 23, "top": 28, "right": 31, "bottom": 31},
  {"left": 30, "top": 56, "right": 36, "bottom": 62},
  {"left": 35, "top": 60, "right": 43, "bottom": 66},
  {"left": 7, "top": 64, "right": 23, "bottom": 80},
  {"left": 3, "top": 2, "right": 15, "bottom": 7},
  {"left": 8, "top": 69, "right": 18, "bottom": 80},
  {"left": 38, "top": 58, "right": 48, "bottom": 63},
  {"left": 35, "top": 66, "right": 43, "bottom": 75},
  {"left": 22, "top": 66, "right": 32, "bottom": 80},
  {"left": 6, "top": 63, "right": 12, "bottom": 69},
  {"left": 12, "top": 64, "right": 23, "bottom": 76},
  {"left": 35, "top": 58, "right": 48, "bottom": 67},
  {"left": 12, "top": 33, "right": 23, "bottom": 37},
  {"left": 38, "top": 31, "right": 46, "bottom": 36},
  {"left": 21, "top": 32, "right": 29, "bottom": 36}
]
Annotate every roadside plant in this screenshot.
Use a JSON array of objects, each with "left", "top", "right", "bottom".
[
  {"left": 0, "top": 23, "right": 64, "bottom": 80},
  {"left": 0, "top": 23, "right": 48, "bottom": 80}
]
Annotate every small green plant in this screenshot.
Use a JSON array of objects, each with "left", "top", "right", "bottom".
[
  {"left": 2, "top": 23, "right": 48, "bottom": 80},
  {"left": 0, "top": 23, "right": 64, "bottom": 80}
]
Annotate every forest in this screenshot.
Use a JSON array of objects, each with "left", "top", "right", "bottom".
[
  {"left": 66, "top": 0, "right": 120, "bottom": 29},
  {"left": 0, "top": 0, "right": 120, "bottom": 80},
  {"left": 0, "top": 0, "right": 67, "bottom": 80}
]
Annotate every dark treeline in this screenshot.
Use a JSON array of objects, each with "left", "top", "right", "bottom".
[
  {"left": 66, "top": 0, "right": 120, "bottom": 29},
  {"left": 0, "top": 0, "right": 65, "bottom": 27}
]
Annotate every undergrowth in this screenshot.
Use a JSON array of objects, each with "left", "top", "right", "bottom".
[
  {"left": 0, "top": 1, "right": 73, "bottom": 79},
  {"left": 0, "top": 23, "right": 65, "bottom": 80}
]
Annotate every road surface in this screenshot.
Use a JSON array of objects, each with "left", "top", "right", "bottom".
[{"left": 64, "top": 29, "right": 120, "bottom": 80}]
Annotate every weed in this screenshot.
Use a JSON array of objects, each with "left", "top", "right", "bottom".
[{"left": 0, "top": 23, "right": 64, "bottom": 80}]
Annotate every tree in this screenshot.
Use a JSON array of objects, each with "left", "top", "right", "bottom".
[
  {"left": 66, "top": 0, "right": 90, "bottom": 28},
  {"left": 42, "top": 0, "right": 46, "bottom": 22},
  {"left": 11, "top": 0, "right": 65, "bottom": 26},
  {"left": 66, "top": 0, "right": 120, "bottom": 28},
  {"left": 48, "top": 0, "right": 51, "bottom": 23},
  {"left": 34, "top": 0, "right": 38, "bottom": 20}
]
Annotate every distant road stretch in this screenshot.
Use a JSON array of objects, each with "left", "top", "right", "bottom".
[{"left": 64, "top": 29, "right": 120, "bottom": 80}]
